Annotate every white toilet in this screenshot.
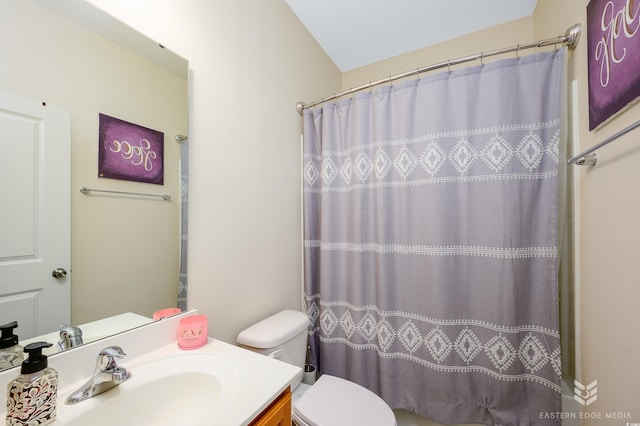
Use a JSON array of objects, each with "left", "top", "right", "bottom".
[{"left": 237, "top": 309, "right": 397, "bottom": 426}]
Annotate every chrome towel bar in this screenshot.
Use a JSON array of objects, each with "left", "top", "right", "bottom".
[
  {"left": 80, "top": 186, "right": 171, "bottom": 201},
  {"left": 568, "top": 118, "right": 640, "bottom": 166}
]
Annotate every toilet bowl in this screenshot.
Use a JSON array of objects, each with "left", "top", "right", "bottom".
[
  {"left": 292, "top": 374, "right": 396, "bottom": 426},
  {"left": 237, "top": 310, "right": 396, "bottom": 426}
]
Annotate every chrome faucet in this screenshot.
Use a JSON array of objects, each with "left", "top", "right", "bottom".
[
  {"left": 65, "top": 346, "right": 131, "bottom": 404},
  {"left": 57, "top": 325, "right": 83, "bottom": 351}
]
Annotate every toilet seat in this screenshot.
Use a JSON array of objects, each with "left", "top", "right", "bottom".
[{"left": 292, "top": 374, "right": 396, "bottom": 426}]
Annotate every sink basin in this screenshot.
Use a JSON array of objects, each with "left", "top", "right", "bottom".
[{"left": 59, "top": 352, "right": 240, "bottom": 426}]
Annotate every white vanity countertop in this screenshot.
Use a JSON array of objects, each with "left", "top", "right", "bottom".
[
  {"left": 54, "top": 338, "right": 301, "bottom": 425},
  {"left": 0, "top": 310, "right": 301, "bottom": 426}
]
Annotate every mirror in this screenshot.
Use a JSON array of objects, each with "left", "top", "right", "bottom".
[{"left": 0, "top": 0, "right": 188, "bottom": 368}]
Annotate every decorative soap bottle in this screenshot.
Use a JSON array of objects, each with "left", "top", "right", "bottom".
[
  {"left": 0, "top": 321, "right": 23, "bottom": 370},
  {"left": 6, "top": 342, "right": 57, "bottom": 426}
]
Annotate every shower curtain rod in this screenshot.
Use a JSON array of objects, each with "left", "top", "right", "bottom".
[{"left": 296, "top": 23, "right": 582, "bottom": 116}]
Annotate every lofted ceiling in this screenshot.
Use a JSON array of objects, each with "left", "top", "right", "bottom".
[{"left": 284, "top": 0, "right": 538, "bottom": 72}]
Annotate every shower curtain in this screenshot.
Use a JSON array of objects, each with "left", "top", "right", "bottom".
[
  {"left": 177, "top": 140, "right": 189, "bottom": 311},
  {"left": 303, "top": 49, "right": 565, "bottom": 425}
]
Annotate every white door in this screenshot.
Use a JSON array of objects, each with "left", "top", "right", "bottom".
[{"left": 0, "top": 90, "right": 70, "bottom": 340}]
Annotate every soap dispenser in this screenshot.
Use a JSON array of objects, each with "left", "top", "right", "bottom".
[
  {"left": 6, "top": 342, "right": 58, "bottom": 426},
  {"left": 0, "top": 321, "right": 23, "bottom": 370}
]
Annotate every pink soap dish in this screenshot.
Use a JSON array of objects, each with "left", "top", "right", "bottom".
[
  {"left": 153, "top": 308, "right": 182, "bottom": 321},
  {"left": 178, "top": 315, "right": 208, "bottom": 350}
]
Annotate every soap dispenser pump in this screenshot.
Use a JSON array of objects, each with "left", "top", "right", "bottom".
[
  {"left": 0, "top": 321, "right": 23, "bottom": 370},
  {"left": 6, "top": 342, "right": 58, "bottom": 426}
]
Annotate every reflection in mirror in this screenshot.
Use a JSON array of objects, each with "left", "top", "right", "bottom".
[
  {"left": 0, "top": 0, "right": 188, "bottom": 370},
  {"left": 20, "top": 313, "right": 154, "bottom": 357}
]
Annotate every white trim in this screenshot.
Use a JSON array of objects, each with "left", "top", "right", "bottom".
[
  {"left": 570, "top": 79, "right": 582, "bottom": 382},
  {"left": 300, "top": 133, "right": 306, "bottom": 312}
]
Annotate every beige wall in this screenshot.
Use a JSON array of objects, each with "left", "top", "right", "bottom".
[
  {"left": 0, "top": 1, "right": 187, "bottom": 326},
  {"left": 83, "top": 0, "right": 342, "bottom": 345},
  {"left": 342, "top": 16, "right": 534, "bottom": 91},
  {"left": 535, "top": 0, "right": 640, "bottom": 421}
]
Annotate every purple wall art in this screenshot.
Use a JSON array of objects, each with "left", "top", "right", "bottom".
[
  {"left": 587, "top": 0, "right": 640, "bottom": 130},
  {"left": 98, "top": 113, "right": 164, "bottom": 185}
]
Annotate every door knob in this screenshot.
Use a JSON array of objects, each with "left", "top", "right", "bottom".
[{"left": 52, "top": 268, "right": 67, "bottom": 279}]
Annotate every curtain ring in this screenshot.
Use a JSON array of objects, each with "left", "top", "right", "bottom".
[
  {"left": 480, "top": 52, "right": 484, "bottom": 67},
  {"left": 447, "top": 60, "right": 451, "bottom": 73},
  {"left": 416, "top": 67, "right": 421, "bottom": 80},
  {"left": 368, "top": 81, "right": 373, "bottom": 93},
  {"left": 516, "top": 44, "right": 521, "bottom": 59}
]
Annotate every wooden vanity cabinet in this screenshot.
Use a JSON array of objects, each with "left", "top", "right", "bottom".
[{"left": 249, "top": 387, "right": 292, "bottom": 426}]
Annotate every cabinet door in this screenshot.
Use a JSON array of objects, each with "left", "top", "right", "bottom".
[{"left": 250, "top": 387, "right": 292, "bottom": 426}]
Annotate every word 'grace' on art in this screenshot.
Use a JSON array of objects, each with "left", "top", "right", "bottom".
[
  {"left": 109, "top": 138, "right": 157, "bottom": 172},
  {"left": 594, "top": 0, "right": 640, "bottom": 88}
]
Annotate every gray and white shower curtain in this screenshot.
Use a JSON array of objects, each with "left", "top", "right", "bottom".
[
  {"left": 177, "top": 140, "right": 189, "bottom": 311},
  {"left": 303, "top": 49, "right": 565, "bottom": 425}
]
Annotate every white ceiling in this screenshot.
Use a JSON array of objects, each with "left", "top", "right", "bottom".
[{"left": 284, "top": 0, "right": 538, "bottom": 72}]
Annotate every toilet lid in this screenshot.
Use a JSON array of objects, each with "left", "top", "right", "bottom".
[{"left": 293, "top": 374, "right": 396, "bottom": 426}]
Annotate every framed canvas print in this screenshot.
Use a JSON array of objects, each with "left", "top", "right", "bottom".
[
  {"left": 587, "top": 0, "right": 640, "bottom": 130},
  {"left": 98, "top": 113, "right": 164, "bottom": 184}
]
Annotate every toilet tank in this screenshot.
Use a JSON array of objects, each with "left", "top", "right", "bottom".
[{"left": 237, "top": 310, "right": 310, "bottom": 370}]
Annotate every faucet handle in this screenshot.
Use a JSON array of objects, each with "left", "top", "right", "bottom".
[
  {"left": 99, "top": 346, "right": 126, "bottom": 358},
  {"left": 97, "top": 346, "right": 127, "bottom": 371},
  {"left": 57, "top": 325, "right": 83, "bottom": 350}
]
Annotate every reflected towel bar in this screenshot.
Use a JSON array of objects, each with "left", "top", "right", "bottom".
[
  {"left": 568, "top": 119, "right": 640, "bottom": 166},
  {"left": 80, "top": 186, "right": 171, "bottom": 200}
]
